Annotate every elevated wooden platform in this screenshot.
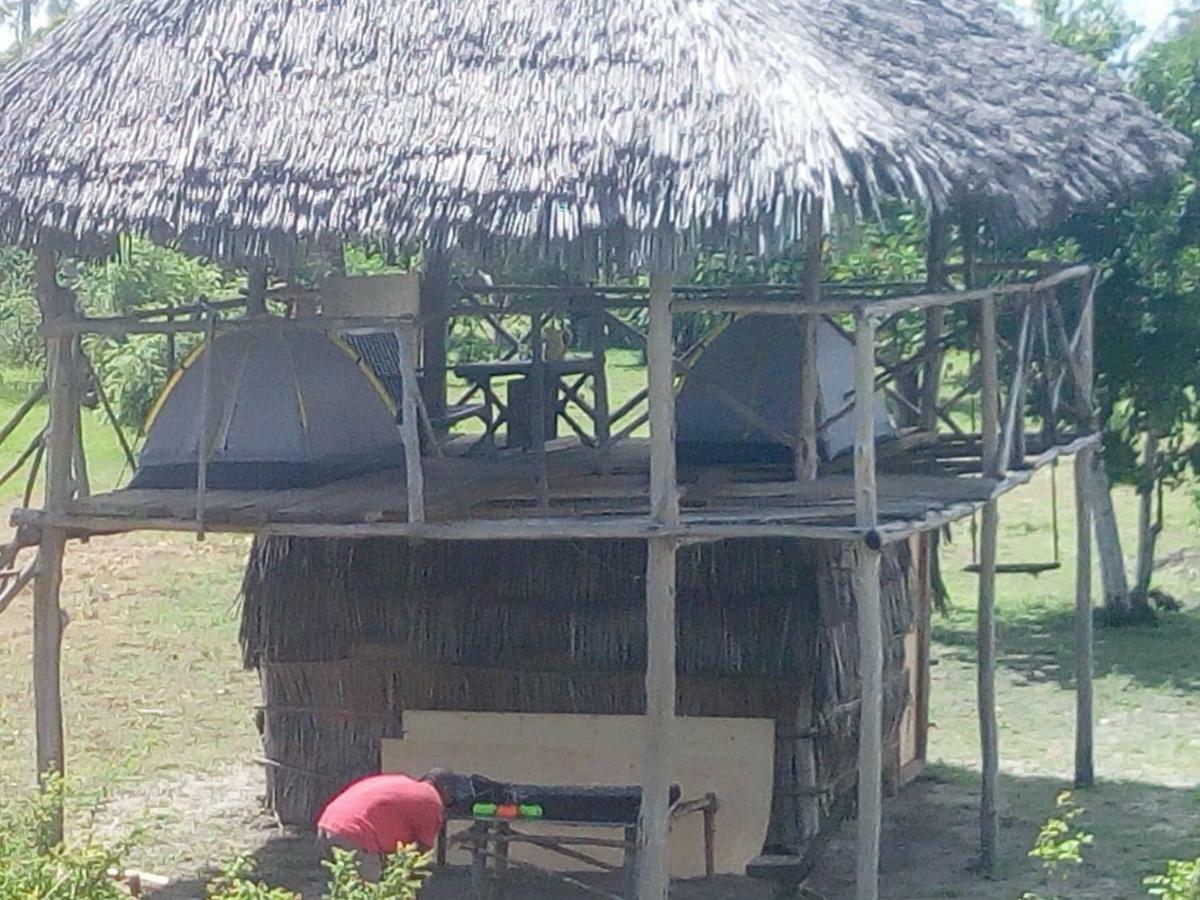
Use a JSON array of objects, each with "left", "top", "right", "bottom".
[{"left": 10, "top": 433, "right": 1097, "bottom": 544}]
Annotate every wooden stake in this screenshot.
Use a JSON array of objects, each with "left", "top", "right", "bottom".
[
  {"left": 245, "top": 260, "right": 268, "bottom": 317},
  {"left": 529, "top": 312, "right": 550, "bottom": 510},
  {"left": 397, "top": 274, "right": 426, "bottom": 524},
  {"left": 32, "top": 246, "right": 74, "bottom": 846},
  {"left": 796, "top": 202, "right": 823, "bottom": 481},
  {"left": 977, "top": 284, "right": 1001, "bottom": 873},
  {"left": 1074, "top": 272, "right": 1096, "bottom": 788},
  {"left": 589, "top": 300, "right": 612, "bottom": 474},
  {"left": 919, "top": 211, "right": 951, "bottom": 431},
  {"left": 638, "top": 270, "right": 678, "bottom": 900},
  {"left": 194, "top": 309, "right": 216, "bottom": 535},
  {"left": 421, "top": 251, "right": 452, "bottom": 430},
  {"left": 852, "top": 309, "right": 883, "bottom": 900}
]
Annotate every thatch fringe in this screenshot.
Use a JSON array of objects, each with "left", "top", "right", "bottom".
[{"left": 0, "top": 0, "right": 1186, "bottom": 264}]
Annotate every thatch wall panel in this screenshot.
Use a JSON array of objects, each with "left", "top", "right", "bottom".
[{"left": 243, "top": 535, "right": 922, "bottom": 849}]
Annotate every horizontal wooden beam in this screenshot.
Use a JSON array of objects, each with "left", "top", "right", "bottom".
[{"left": 43, "top": 267, "right": 1093, "bottom": 337}]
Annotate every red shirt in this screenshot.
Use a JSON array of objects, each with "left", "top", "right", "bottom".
[{"left": 316, "top": 774, "right": 445, "bottom": 854}]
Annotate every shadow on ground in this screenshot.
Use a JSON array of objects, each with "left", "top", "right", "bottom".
[
  {"left": 152, "top": 766, "right": 1199, "bottom": 900},
  {"left": 932, "top": 603, "right": 1200, "bottom": 695}
]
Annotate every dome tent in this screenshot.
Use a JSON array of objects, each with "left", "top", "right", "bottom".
[
  {"left": 676, "top": 316, "right": 894, "bottom": 465},
  {"left": 131, "top": 330, "right": 404, "bottom": 490}
]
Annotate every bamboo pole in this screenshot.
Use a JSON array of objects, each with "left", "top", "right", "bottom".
[
  {"left": 529, "top": 312, "right": 550, "bottom": 510},
  {"left": 1074, "top": 274, "right": 1096, "bottom": 788},
  {"left": 852, "top": 309, "right": 883, "bottom": 900},
  {"left": 397, "top": 274, "right": 426, "bottom": 524},
  {"left": 796, "top": 202, "right": 823, "bottom": 481},
  {"left": 977, "top": 283, "right": 1001, "bottom": 873},
  {"left": 919, "top": 211, "right": 951, "bottom": 431},
  {"left": 637, "top": 270, "right": 678, "bottom": 900},
  {"left": 32, "top": 246, "right": 74, "bottom": 846}
]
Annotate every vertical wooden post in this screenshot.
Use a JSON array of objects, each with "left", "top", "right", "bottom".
[
  {"left": 852, "top": 309, "right": 883, "bottom": 900},
  {"left": 32, "top": 246, "right": 74, "bottom": 846},
  {"left": 796, "top": 201, "right": 823, "bottom": 481},
  {"left": 1074, "top": 273, "right": 1096, "bottom": 788},
  {"left": 529, "top": 312, "right": 551, "bottom": 509},
  {"left": 919, "top": 211, "right": 951, "bottom": 431},
  {"left": 421, "top": 251, "right": 452, "bottom": 430},
  {"left": 638, "top": 270, "right": 678, "bottom": 900},
  {"left": 194, "top": 308, "right": 217, "bottom": 534},
  {"left": 589, "top": 300, "right": 612, "bottom": 473},
  {"left": 245, "top": 260, "right": 268, "bottom": 316},
  {"left": 397, "top": 273, "right": 426, "bottom": 524},
  {"left": 977, "top": 278, "right": 1001, "bottom": 872}
]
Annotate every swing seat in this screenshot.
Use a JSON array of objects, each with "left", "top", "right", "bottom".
[{"left": 963, "top": 561, "right": 1062, "bottom": 576}]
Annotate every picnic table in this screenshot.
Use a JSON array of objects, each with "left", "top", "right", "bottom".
[{"left": 453, "top": 357, "right": 608, "bottom": 451}]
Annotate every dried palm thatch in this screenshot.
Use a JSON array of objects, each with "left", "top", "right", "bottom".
[{"left": 0, "top": 0, "right": 1187, "bottom": 263}]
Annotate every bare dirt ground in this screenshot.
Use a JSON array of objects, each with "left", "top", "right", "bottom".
[{"left": 91, "top": 760, "right": 1196, "bottom": 900}]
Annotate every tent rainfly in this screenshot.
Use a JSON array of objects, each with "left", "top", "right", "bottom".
[
  {"left": 677, "top": 316, "right": 894, "bottom": 464},
  {"left": 131, "top": 330, "right": 404, "bottom": 490}
]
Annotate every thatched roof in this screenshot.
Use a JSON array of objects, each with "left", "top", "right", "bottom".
[{"left": 0, "top": 0, "right": 1187, "bottom": 261}]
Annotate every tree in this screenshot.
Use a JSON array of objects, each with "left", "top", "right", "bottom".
[{"left": 1038, "top": 0, "right": 1200, "bottom": 622}]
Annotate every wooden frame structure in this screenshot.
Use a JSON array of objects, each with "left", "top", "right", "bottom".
[{"left": 16, "top": 226, "right": 1100, "bottom": 900}]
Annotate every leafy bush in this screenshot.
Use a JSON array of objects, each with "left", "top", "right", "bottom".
[
  {"left": 209, "top": 847, "right": 430, "bottom": 900},
  {"left": 1020, "top": 791, "right": 1093, "bottom": 900},
  {"left": 1146, "top": 857, "right": 1200, "bottom": 900},
  {"left": 0, "top": 777, "right": 131, "bottom": 900}
]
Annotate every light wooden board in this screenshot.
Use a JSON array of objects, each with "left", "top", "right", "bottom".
[{"left": 381, "top": 711, "right": 774, "bottom": 877}]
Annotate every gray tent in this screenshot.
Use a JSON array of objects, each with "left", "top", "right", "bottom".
[
  {"left": 676, "top": 316, "right": 894, "bottom": 466},
  {"left": 131, "top": 330, "right": 404, "bottom": 490}
]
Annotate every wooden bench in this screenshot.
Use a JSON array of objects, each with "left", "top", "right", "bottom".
[{"left": 439, "top": 792, "right": 718, "bottom": 899}]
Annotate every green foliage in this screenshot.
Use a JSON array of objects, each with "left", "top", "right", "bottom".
[
  {"left": 208, "top": 847, "right": 430, "bottom": 900},
  {"left": 207, "top": 856, "right": 299, "bottom": 900},
  {"left": 322, "top": 847, "right": 430, "bottom": 900},
  {"left": 1032, "top": 0, "right": 1142, "bottom": 64},
  {"left": 1146, "top": 857, "right": 1200, "bottom": 899},
  {"left": 75, "top": 241, "right": 233, "bottom": 428},
  {"left": 1048, "top": 10, "right": 1200, "bottom": 491},
  {"left": 1020, "top": 791, "right": 1094, "bottom": 900},
  {"left": 0, "top": 247, "right": 41, "bottom": 368},
  {"left": 0, "top": 776, "right": 131, "bottom": 900}
]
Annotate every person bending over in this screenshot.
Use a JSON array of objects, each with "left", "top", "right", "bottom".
[{"left": 316, "top": 769, "right": 456, "bottom": 879}]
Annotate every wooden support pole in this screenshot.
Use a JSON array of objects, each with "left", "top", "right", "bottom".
[
  {"left": 977, "top": 285, "right": 1001, "bottom": 873},
  {"left": 1074, "top": 273, "right": 1096, "bottom": 788},
  {"left": 638, "top": 270, "right": 678, "bottom": 900},
  {"left": 397, "top": 274, "right": 426, "bottom": 524},
  {"left": 919, "top": 211, "right": 951, "bottom": 431},
  {"left": 852, "top": 309, "right": 883, "bottom": 900},
  {"left": 245, "top": 260, "right": 268, "bottom": 317},
  {"left": 421, "top": 251, "right": 452, "bottom": 430},
  {"left": 589, "top": 300, "right": 612, "bottom": 473},
  {"left": 32, "top": 246, "right": 74, "bottom": 846},
  {"left": 194, "top": 309, "right": 217, "bottom": 534},
  {"left": 529, "top": 312, "right": 550, "bottom": 509},
  {"left": 796, "top": 202, "right": 823, "bottom": 481}
]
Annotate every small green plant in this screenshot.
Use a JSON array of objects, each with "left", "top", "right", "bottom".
[
  {"left": 0, "top": 775, "right": 132, "bottom": 900},
  {"left": 323, "top": 846, "right": 431, "bottom": 899},
  {"left": 1145, "top": 857, "right": 1200, "bottom": 900},
  {"left": 1020, "top": 790, "right": 1093, "bottom": 900},
  {"left": 208, "top": 847, "right": 431, "bottom": 900}
]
